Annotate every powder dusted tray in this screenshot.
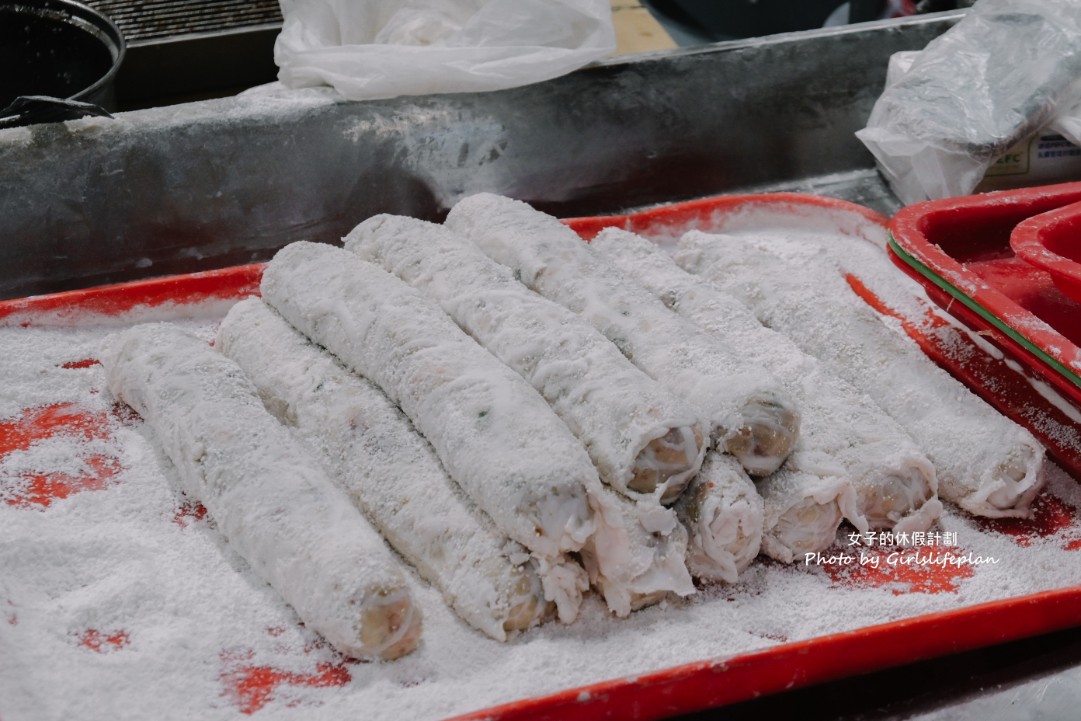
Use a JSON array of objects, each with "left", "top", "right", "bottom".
[
  {"left": 3, "top": 194, "right": 1081, "bottom": 721},
  {"left": 889, "top": 182, "right": 1081, "bottom": 481}
]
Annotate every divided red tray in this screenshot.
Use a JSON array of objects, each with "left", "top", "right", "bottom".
[
  {"left": 889, "top": 182, "right": 1081, "bottom": 479},
  {"left": 3, "top": 193, "right": 1081, "bottom": 721},
  {"left": 1011, "top": 199, "right": 1081, "bottom": 304}
]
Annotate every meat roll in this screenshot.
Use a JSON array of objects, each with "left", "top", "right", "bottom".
[
  {"left": 344, "top": 213, "right": 707, "bottom": 505},
  {"left": 591, "top": 228, "right": 942, "bottom": 534},
  {"left": 216, "top": 297, "right": 550, "bottom": 640},
  {"left": 578, "top": 492, "right": 696, "bottom": 615},
  {"left": 675, "top": 230, "right": 1046, "bottom": 520},
  {"left": 757, "top": 466, "right": 854, "bottom": 563},
  {"left": 445, "top": 193, "right": 800, "bottom": 477},
  {"left": 673, "top": 452, "right": 763, "bottom": 582},
  {"left": 260, "top": 241, "right": 604, "bottom": 621},
  {"left": 100, "top": 322, "right": 422, "bottom": 660}
]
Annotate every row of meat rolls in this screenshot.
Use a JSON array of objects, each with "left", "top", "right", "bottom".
[
  {"left": 101, "top": 323, "right": 424, "bottom": 660},
  {"left": 590, "top": 227, "right": 943, "bottom": 537},
  {"left": 442, "top": 193, "right": 1043, "bottom": 559},
  {"left": 673, "top": 230, "right": 1045, "bottom": 519},
  {"left": 446, "top": 193, "right": 802, "bottom": 480},
  {"left": 259, "top": 241, "right": 702, "bottom": 619},
  {"left": 343, "top": 212, "right": 779, "bottom": 584},
  {"left": 216, "top": 298, "right": 550, "bottom": 641},
  {"left": 445, "top": 194, "right": 858, "bottom": 564},
  {"left": 103, "top": 189, "right": 1046, "bottom": 661}
]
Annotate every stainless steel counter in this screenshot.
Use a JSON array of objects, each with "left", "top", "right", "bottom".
[{"left": 0, "top": 12, "right": 959, "bottom": 299}]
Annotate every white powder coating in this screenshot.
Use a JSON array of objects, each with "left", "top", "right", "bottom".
[
  {"left": 578, "top": 490, "right": 696, "bottom": 615},
  {"left": 756, "top": 468, "right": 853, "bottom": 563},
  {"left": 676, "top": 231, "right": 1046, "bottom": 520},
  {"left": 445, "top": 193, "right": 801, "bottom": 478},
  {"left": 342, "top": 216, "right": 698, "bottom": 617},
  {"left": 215, "top": 298, "right": 549, "bottom": 641},
  {"left": 673, "top": 452, "right": 763, "bottom": 583},
  {"left": 259, "top": 241, "right": 602, "bottom": 621},
  {"left": 6, "top": 269, "right": 1081, "bottom": 721},
  {"left": 343, "top": 214, "right": 708, "bottom": 504},
  {"left": 97, "top": 322, "right": 422, "bottom": 660},
  {"left": 592, "top": 227, "right": 941, "bottom": 534}
]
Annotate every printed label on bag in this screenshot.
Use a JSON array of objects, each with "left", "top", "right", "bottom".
[{"left": 978, "top": 133, "right": 1081, "bottom": 190}]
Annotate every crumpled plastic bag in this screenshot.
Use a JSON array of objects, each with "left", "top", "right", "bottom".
[
  {"left": 856, "top": 0, "right": 1081, "bottom": 205},
  {"left": 1050, "top": 97, "right": 1081, "bottom": 148},
  {"left": 274, "top": 0, "right": 616, "bottom": 101}
]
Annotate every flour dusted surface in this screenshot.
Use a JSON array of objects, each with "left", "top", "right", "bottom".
[
  {"left": 98, "top": 322, "right": 421, "bottom": 661},
  {"left": 4, "top": 213, "right": 1081, "bottom": 720},
  {"left": 446, "top": 193, "right": 801, "bottom": 478},
  {"left": 215, "top": 298, "right": 549, "bottom": 641},
  {"left": 591, "top": 227, "right": 940, "bottom": 534},
  {"left": 3, "top": 344, "right": 1079, "bottom": 721},
  {"left": 675, "top": 230, "right": 1045, "bottom": 520}
]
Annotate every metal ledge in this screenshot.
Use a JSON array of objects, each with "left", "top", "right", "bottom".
[{"left": 0, "top": 12, "right": 961, "bottom": 299}]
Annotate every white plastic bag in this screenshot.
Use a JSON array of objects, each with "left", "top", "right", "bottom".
[
  {"left": 274, "top": 0, "right": 616, "bottom": 101},
  {"left": 1050, "top": 98, "right": 1081, "bottom": 148},
  {"left": 856, "top": 0, "right": 1081, "bottom": 205}
]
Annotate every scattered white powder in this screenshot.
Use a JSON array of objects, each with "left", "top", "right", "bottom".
[{"left": 3, "top": 219, "right": 1081, "bottom": 721}]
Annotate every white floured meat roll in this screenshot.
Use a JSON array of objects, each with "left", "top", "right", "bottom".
[
  {"left": 216, "top": 297, "right": 550, "bottom": 640},
  {"left": 445, "top": 193, "right": 800, "bottom": 477},
  {"left": 757, "top": 466, "right": 855, "bottom": 563},
  {"left": 260, "top": 241, "right": 604, "bottom": 622},
  {"left": 100, "top": 322, "right": 422, "bottom": 660},
  {"left": 591, "top": 228, "right": 942, "bottom": 534},
  {"left": 578, "top": 491, "right": 696, "bottom": 615},
  {"left": 344, "top": 213, "right": 707, "bottom": 505},
  {"left": 673, "top": 452, "right": 763, "bottom": 583},
  {"left": 675, "top": 231, "right": 1046, "bottom": 520}
]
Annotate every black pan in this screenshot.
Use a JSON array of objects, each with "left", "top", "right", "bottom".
[{"left": 0, "top": 0, "right": 125, "bottom": 127}]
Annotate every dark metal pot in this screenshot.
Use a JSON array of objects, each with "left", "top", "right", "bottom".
[{"left": 0, "top": 0, "right": 125, "bottom": 127}]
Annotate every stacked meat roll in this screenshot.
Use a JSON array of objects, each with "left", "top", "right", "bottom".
[
  {"left": 343, "top": 215, "right": 701, "bottom": 614},
  {"left": 674, "top": 230, "right": 1045, "bottom": 519},
  {"left": 446, "top": 193, "right": 802, "bottom": 479},
  {"left": 260, "top": 241, "right": 605, "bottom": 622},
  {"left": 101, "top": 324, "right": 423, "bottom": 660},
  {"left": 100, "top": 190, "right": 1049, "bottom": 660},
  {"left": 216, "top": 298, "right": 550, "bottom": 641},
  {"left": 591, "top": 227, "right": 943, "bottom": 537}
]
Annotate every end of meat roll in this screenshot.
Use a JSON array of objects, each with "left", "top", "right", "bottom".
[
  {"left": 675, "top": 453, "right": 764, "bottom": 584},
  {"left": 580, "top": 492, "right": 695, "bottom": 617},
  {"left": 759, "top": 471, "right": 854, "bottom": 564},
  {"left": 762, "top": 497, "right": 843, "bottom": 564},
  {"left": 534, "top": 555, "right": 590, "bottom": 624},
  {"left": 357, "top": 586, "right": 424, "bottom": 661},
  {"left": 722, "top": 392, "right": 801, "bottom": 477},
  {"left": 850, "top": 454, "right": 940, "bottom": 532},
  {"left": 958, "top": 441, "right": 1046, "bottom": 519},
  {"left": 631, "top": 422, "right": 708, "bottom": 504},
  {"left": 469, "top": 554, "right": 552, "bottom": 637},
  {"left": 527, "top": 483, "right": 598, "bottom": 556},
  {"left": 495, "top": 561, "right": 555, "bottom": 635}
]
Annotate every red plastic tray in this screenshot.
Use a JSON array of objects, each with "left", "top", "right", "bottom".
[
  {"left": 1011, "top": 199, "right": 1081, "bottom": 304},
  {"left": 889, "top": 182, "right": 1081, "bottom": 479},
  {"left": 3, "top": 193, "right": 1081, "bottom": 721}
]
